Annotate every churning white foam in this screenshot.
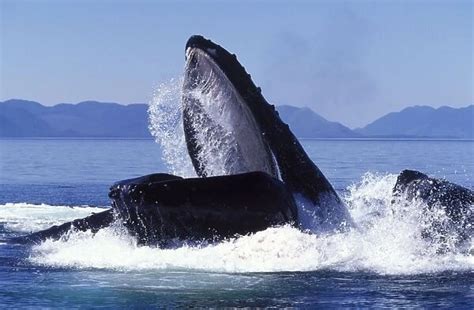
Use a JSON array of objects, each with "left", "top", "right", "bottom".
[
  {"left": 0, "top": 203, "right": 108, "bottom": 233},
  {"left": 15, "top": 173, "right": 472, "bottom": 275}
]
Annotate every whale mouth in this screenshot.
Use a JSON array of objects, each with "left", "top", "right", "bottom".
[
  {"left": 182, "top": 36, "right": 353, "bottom": 232},
  {"left": 182, "top": 41, "right": 277, "bottom": 178}
]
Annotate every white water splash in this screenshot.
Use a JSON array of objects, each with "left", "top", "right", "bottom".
[
  {"left": 148, "top": 77, "right": 195, "bottom": 177},
  {"left": 295, "top": 192, "right": 353, "bottom": 234},
  {"left": 12, "top": 173, "right": 471, "bottom": 275},
  {"left": 0, "top": 203, "right": 108, "bottom": 233}
]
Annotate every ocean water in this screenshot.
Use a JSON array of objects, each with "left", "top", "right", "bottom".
[{"left": 0, "top": 138, "right": 473, "bottom": 308}]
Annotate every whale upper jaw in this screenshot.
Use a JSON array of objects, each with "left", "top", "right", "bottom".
[
  {"left": 185, "top": 35, "right": 226, "bottom": 62},
  {"left": 182, "top": 37, "right": 278, "bottom": 178}
]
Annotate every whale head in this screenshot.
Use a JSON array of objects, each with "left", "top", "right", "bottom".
[{"left": 182, "top": 35, "right": 353, "bottom": 232}]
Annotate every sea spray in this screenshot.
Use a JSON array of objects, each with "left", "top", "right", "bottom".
[{"left": 148, "top": 77, "right": 195, "bottom": 178}]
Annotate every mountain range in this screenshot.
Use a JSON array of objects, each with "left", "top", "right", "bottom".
[
  {"left": 0, "top": 100, "right": 149, "bottom": 138},
  {"left": 0, "top": 99, "right": 472, "bottom": 139},
  {"left": 355, "top": 105, "right": 473, "bottom": 139}
]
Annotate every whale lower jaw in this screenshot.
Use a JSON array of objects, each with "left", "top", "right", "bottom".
[{"left": 109, "top": 172, "right": 297, "bottom": 246}]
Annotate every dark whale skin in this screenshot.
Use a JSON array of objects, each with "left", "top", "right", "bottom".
[{"left": 109, "top": 171, "right": 298, "bottom": 246}]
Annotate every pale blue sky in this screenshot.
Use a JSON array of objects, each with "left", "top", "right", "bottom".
[{"left": 1, "top": 0, "right": 472, "bottom": 127}]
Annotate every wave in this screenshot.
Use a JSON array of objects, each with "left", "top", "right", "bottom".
[
  {"left": 0, "top": 203, "right": 108, "bottom": 233},
  {"left": 2, "top": 174, "right": 471, "bottom": 275}
]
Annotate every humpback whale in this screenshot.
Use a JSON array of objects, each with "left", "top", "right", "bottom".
[
  {"left": 393, "top": 169, "right": 473, "bottom": 251},
  {"left": 9, "top": 36, "right": 472, "bottom": 249}
]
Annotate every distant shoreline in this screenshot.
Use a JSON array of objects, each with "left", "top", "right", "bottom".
[
  {"left": 2, "top": 100, "right": 472, "bottom": 140},
  {"left": 1, "top": 137, "right": 473, "bottom": 142}
]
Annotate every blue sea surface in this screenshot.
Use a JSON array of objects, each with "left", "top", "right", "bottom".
[{"left": 0, "top": 139, "right": 473, "bottom": 308}]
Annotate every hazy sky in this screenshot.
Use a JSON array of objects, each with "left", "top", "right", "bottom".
[{"left": 1, "top": 0, "right": 472, "bottom": 128}]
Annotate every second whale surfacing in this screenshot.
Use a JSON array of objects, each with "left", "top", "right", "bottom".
[
  {"left": 393, "top": 170, "right": 473, "bottom": 251},
  {"left": 10, "top": 36, "right": 472, "bottom": 249}
]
